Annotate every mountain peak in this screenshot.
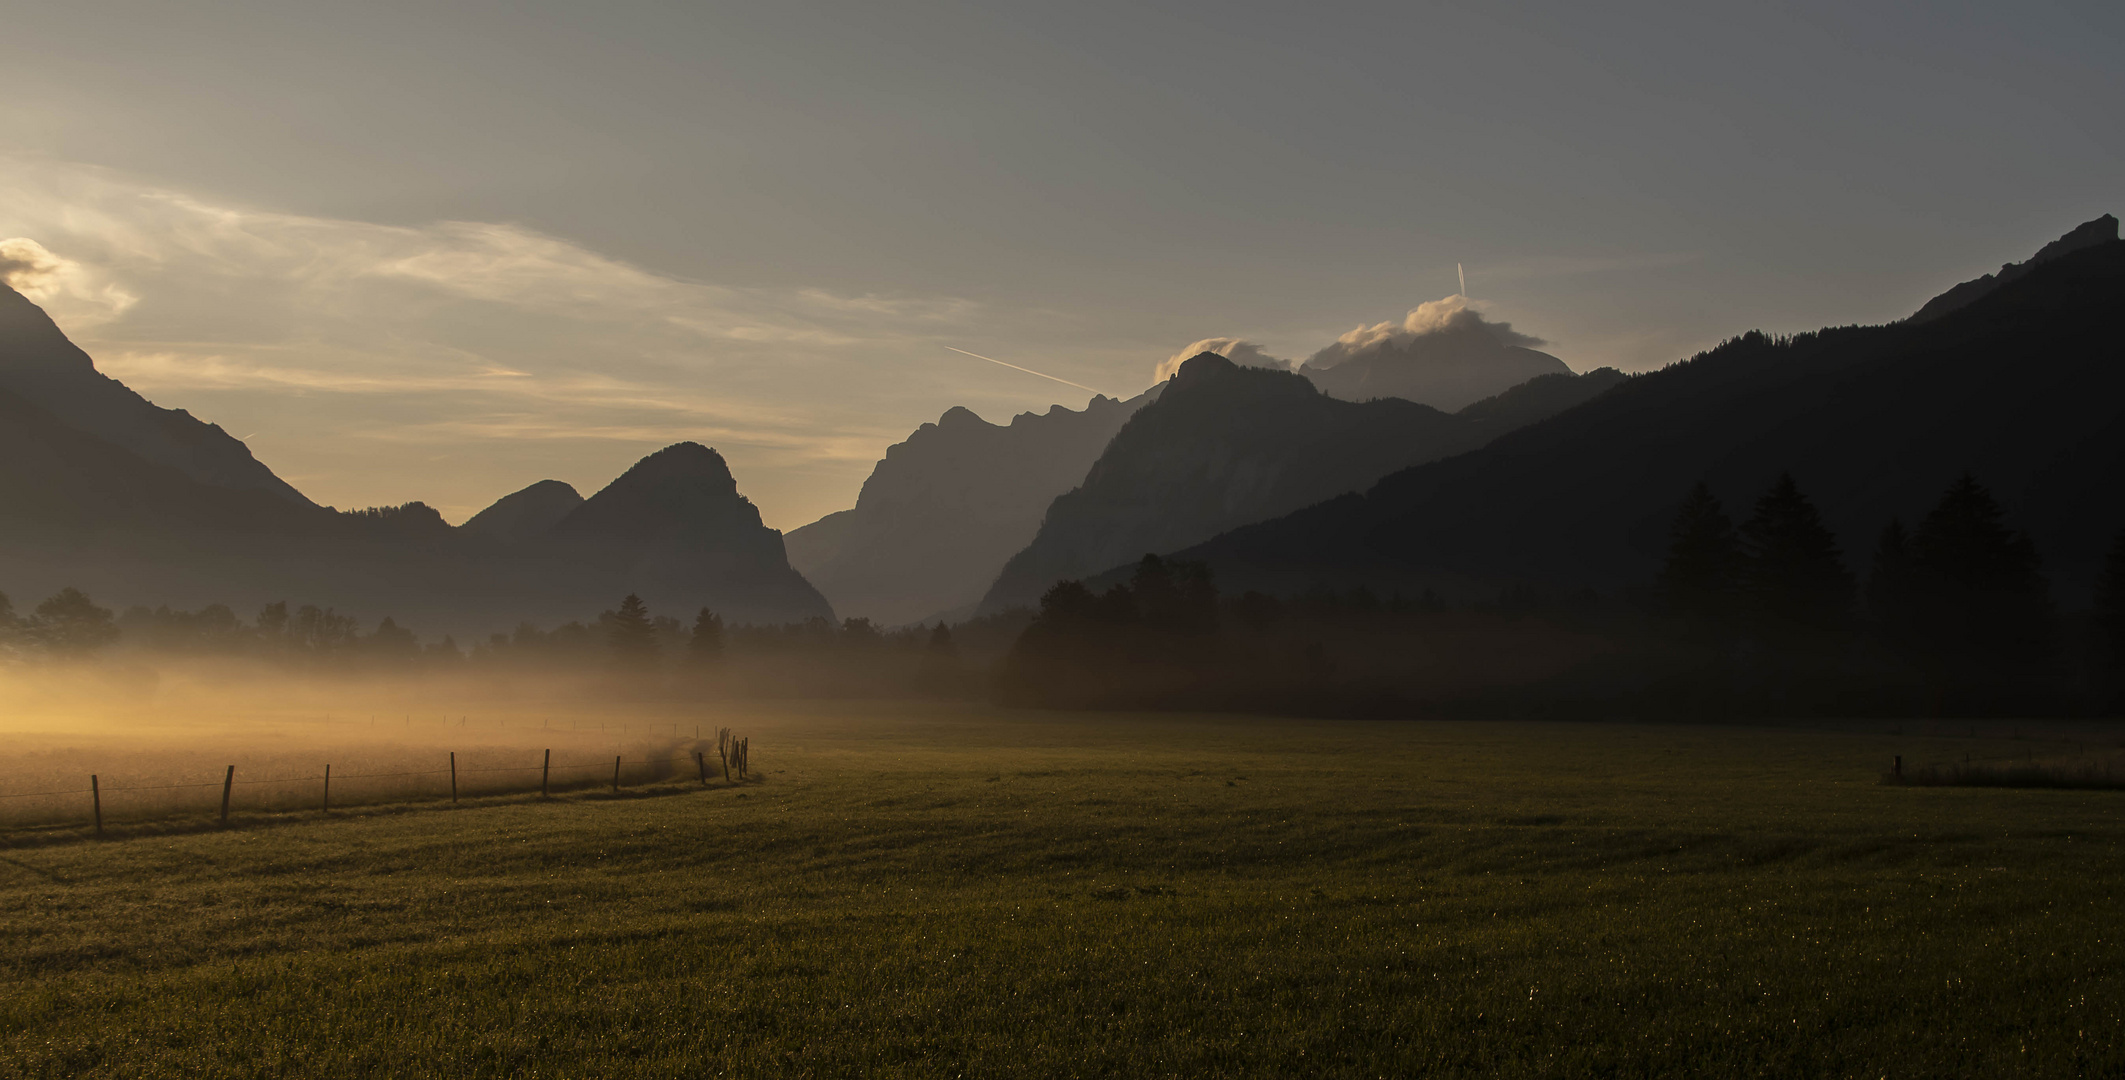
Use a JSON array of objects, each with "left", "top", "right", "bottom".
[
  {"left": 460, "top": 478, "right": 584, "bottom": 544},
  {"left": 1168, "top": 351, "right": 1236, "bottom": 387},
  {"left": 1910, "top": 214, "right": 2119, "bottom": 324}
]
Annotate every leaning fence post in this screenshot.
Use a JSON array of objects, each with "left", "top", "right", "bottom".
[
  {"left": 696, "top": 751, "right": 708, "bottom": 786},
  {"left": 450, "top": 752, "right": 459, "bottom": 804},
  {"left": 541, "top": 749, "right": 551, "bottom": 798},
  {"left": 91, "top": 775, "right": 102, "bottom": 836},
  {"left": 221, "top": 765, "right": 235, "bottom": 825},
  {"left": 612, "top": 755, "right": 621, "bottom": 793},
  {"left": 322, "top": 764, "right": 331, "bottom": 813}
]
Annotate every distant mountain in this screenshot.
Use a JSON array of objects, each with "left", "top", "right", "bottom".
[
  {"left": 1909, "top": 214, "right": 2117, "bottom": 324},
  {"left": 540, "top": 443, "right": 831, "bottom": 626},
  {"left": 1299, "top": 297, "right": 1573, "bottom": 410},
  {"left": 0, "top": 284, "right": 833, "bottom": 632},
  {"left": 978, "top": 354, "right": 1625, "bottom": 613},
  {"left": 785, "top": 394, "right": 1151, "bottom": 626},
  {"left": 0, "top": 281, "right": 312, "bottom": 504},
  {"left": 460, "top": 479, "right": 584, "bottom": 545},
  {"left": 1153, "top": 221, "right": 2125, "bottom": 605}
]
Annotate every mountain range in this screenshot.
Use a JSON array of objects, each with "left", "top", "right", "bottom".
[
  {"left": 0, "top": 286, "right": 830, "bottom": 632},
  {"left": 978, "top": 354, "right": 1625, "bottom": 614},
  {"left": 1129, "top": 217, "right": 2125, "bottom": 605},
  {"left": 784, "top": 393, "right": 1152, "bottom": 626}
]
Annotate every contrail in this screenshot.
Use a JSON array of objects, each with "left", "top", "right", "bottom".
[
  {"left": 1458, "top": 263, "right": 1466, "bottom": 297},
  {"left": 944, "top": 346, "right": 1107, "bottom": 395}
]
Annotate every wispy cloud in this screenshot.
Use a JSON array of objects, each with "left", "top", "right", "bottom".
[{"left": 0, "top": 157, "right": 985, "bottom": 524}]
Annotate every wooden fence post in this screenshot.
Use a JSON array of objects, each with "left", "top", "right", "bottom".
[
  {"left": 322, "top": 764, "right": 331, "bottom": 812},
  {"left": 450, "top": 752, "right": 459, "bottom": 804},
  {"left": 542, "top": 749, "right": 551, "bottom": 798},
  {"left": 1894, "top": 754, "right": 1903, "bottom": 780},
  {"left": 695, "top": 751, "right": 708, "bottom": 786},
  {"left": 91, "top": 774, "right": 102, "bottom": 836},
  {"left": 221, "top": 766, "right": 235, "bottom": 825},
  {"left": 612, "top": 755, "right": 621, "bottom": 793}
]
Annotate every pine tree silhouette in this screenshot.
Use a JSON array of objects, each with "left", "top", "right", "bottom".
[
  {"left": 1738, "top": 474, "right": 1853, "bottom": 646},
  {"left": 2088, "top": 530, "right": 2124, "bottom": 691},
  {"left": 1904, "top": 474, "right": 2054, "bottom": 703},
  {"left": 1861, "top": 518, "right": 1929, "bottom": 646},
  {"left": 1657, "top": 482, "right": 1740, "bottom": 632},
  {"left": 689, "top": 607, "right": 724, "bottom": 663},
  {"left": 601, "top": 594, "right": 659, "bottom": 666}
]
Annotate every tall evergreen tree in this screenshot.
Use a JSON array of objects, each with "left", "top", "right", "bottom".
[
  {"left": 1904, "top": 474, "right": 2054, "bottom": 699},
  {"left": 1657, "top": 482, "right": 1740, "bottom": 629},
  {"left": 601, "top": 593, "right": 659, "bottom": 666},
  {"left": 927, "top": 621, "right": 957, "bottom": 657},
  {"left": 689, "top": 607, "right": 724, "bottom": 663},
  {"left": 2096, "top": 530, "right": 2125, "bottom": 693},
  {"left": 1738, "top": 474, "right": 1853, "bottom": 648},
  {"left": 1865, "top": 518, "right": 1919, "bottom": 644}
]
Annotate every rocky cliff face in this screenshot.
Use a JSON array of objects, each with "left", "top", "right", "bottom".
[{"left": 785, "top": 393, "right": 1150, "bottom": 625}]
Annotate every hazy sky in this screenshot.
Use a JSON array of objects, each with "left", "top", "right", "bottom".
[{"left": 3, "top": 1, "right": 2119, "bottom": 528}]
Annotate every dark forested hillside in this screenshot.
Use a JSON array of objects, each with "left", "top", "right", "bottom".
[{"left": 1158, "top": 225, "right": 2125, "bottom": 605}]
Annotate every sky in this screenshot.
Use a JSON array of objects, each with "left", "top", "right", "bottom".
[{"left": 2, "top": 0, "right": 2119, "bottom": 529}]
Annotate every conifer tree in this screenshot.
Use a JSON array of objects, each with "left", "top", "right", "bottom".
[
  {"left": 1657, "top": 482, "right": 1739, "bottom": 629},
  {"left": 1905, "top": 474, "right": 2054, "bottom": 696},
  {"left": 927, "top": 621, "right": 956, "bottom": 657},
  {"left": 601, "top": 593, "right": 659, "bottom": 666},
  {"left": 2096, "top": 530, "right": 2125, "bottom": 687},
  {"left": 1864, "top": 518, "right": 1930, "bottom": 665},
  {"left": 689, "top": 607, "right": 724, "bottom": 663},
  {"left": 1738, "top": 474, "right": 1853, "bottom": 645}
]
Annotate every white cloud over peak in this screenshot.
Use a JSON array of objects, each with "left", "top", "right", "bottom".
[
  {"left": 1153, "top": 337, "right": 1291, "bottom": 383},
  {"left": 1305, "top": 294, "right": 1544, "bottom": 370}
]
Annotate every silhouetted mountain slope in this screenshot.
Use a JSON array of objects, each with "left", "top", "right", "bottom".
[
  {"left": 1161, "top": 226, "right": 2125, "bottom": 605},
  {"left": 0, "top": 281, "right": 312, "bottom": 505},
  {"left": 785, "top": 394, "right": 1150, "bottom": 625},
  {"left": 1303, "top": 338, "right": 1571, "bottom": 410},
  {"left": 0, "top": 286, "right": 831, "bottom": 630},
  {"left": 979, "top": 355, "right": 1625, "bottom": 613},
  {"left": 1297, "top": 297, "right": 1573, "bottom": 410},
  {"left": 1909, "top": 214, "right": 2116, "bottom": 323},
  {"left": 541, "top": 443, "right": 832, "bottom": 625},
  {"left": 460, "top": 479, "right": 584, "bottom": 544}
]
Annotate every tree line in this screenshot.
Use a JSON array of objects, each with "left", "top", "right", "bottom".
[{"left": 997, "top": 473, "right": 2125, "bottom": 717}]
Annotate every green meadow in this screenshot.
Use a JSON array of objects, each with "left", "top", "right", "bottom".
[{"left": 2, "top": 704, "right": 2121, "bottom": 1078}]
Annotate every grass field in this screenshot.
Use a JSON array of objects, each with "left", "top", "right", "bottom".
[{"left": 1, "top": 702, "right": 2122, "bottom": 1077}]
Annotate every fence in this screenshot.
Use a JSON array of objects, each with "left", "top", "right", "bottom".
[{"left": 0, "top": 742, "right": 754, "bottom": 837}]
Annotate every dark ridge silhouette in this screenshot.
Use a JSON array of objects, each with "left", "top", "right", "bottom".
[
  {"left": 459, "top": 479, "right": 585, "bottom": 545},
  {"left": 540, "top": 443, "right": 833, "bottom": 627},
  {"left": 785, "top": 392, "right": 1151, "bottom": 626},
  {"left": 1135, "top": 220, "right": 2125, "bottom": 607},
  {"left": 0, "top": 289, "right": 833, "bottom": 631},
  {"left": 0, "top": 280, "right": 312, "bottom": 504},
  {"left": 1908, "top": 214, "right": 2117, "bottom": 323},
  {"left": 978, "top": 354, "right": 1626, "bottom": 614}
]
